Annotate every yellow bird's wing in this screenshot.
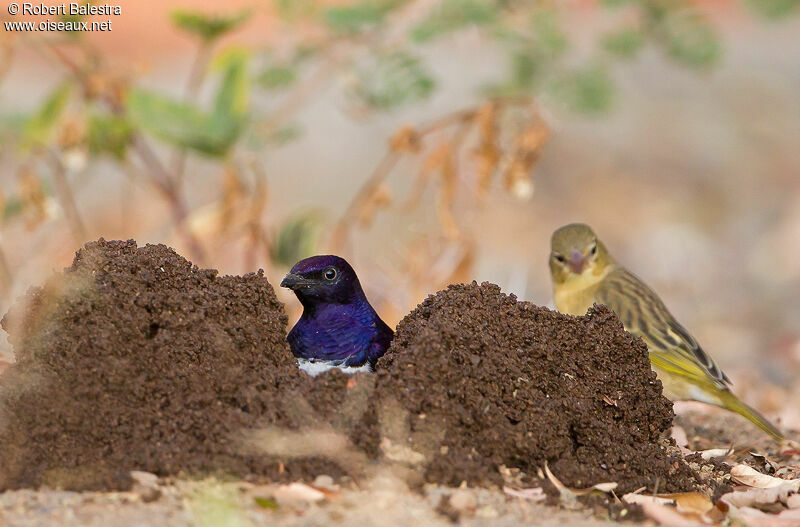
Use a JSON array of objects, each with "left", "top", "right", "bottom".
[{"left": 596, "top": 267, "right": 731, "bottom": 391}]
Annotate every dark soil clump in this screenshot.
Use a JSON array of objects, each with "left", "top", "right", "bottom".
[
  {"left": 368, "top": 282, "right": 698, "bottom": 493},
  {"left": 0, "top": 239, "right": 349, "bottom": 491},
  {"left": 1, "top": 242, "right": 699, "bottom": 495}
]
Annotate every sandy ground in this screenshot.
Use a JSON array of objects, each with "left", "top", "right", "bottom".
[
  {"left": 1, "top": 408, "right": 797, "bottom": 527},
  {"left": 0, "top": 476, "right": 611, "bottom": 527}
]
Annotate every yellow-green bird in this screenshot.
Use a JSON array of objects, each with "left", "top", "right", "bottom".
[{"left": 549, "top": 223, "right": 784, "bottom": 440}]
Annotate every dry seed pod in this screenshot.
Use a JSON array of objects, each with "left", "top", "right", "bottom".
[
  {"left": 17, "top": 167, "right": 48, "bottom": 228},
  {"left": 357, "top": 183, "right": 392, "bottom": 227},
  {"left": 389, "top": 126, "right": 422, "bottom": 153}
]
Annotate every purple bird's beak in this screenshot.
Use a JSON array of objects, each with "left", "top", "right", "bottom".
[
  {"left": 280, "top": 273, "right": 309, "bottom": 290},
  {"left": 568, "top": 249, "right": 585, "bottom": 274}
]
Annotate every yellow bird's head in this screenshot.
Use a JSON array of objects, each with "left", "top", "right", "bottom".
[{"left": 549, "top": 223, "right": 614, "bottom": 286}]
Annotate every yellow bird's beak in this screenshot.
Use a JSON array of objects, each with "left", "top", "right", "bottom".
[{"left": 568, "top": 249, "right": 585, "bottom": 274}]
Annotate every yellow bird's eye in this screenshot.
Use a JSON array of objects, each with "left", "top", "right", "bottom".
[
  {"left": 553, "top": 253, "right": 566, "bottom": 264},
  {"left": 589, "top": 243, "right": 597, "bottom": 256}
]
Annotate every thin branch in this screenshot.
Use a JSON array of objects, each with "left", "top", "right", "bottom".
[
  {"left": 329, "top": 151, "right": 401, "bottom": 253},
  {"left": 171, "top": 41, "right": 214, "bottom": 188},
  {"left": 44, "top": 149, "right": 87, "bottom": 242},
  {"left": 0, "top": 243, "right": 12, "bottom": 292}
]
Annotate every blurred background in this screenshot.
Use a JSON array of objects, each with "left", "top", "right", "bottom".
[{"left": 1, "top": 0, "right": 799, "bottom": 424}]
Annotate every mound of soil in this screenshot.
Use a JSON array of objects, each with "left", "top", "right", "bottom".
[
  {"left": 0, "top": 241, "right": 698, "bottom": 495},
  {"left": 367, "top": 282, "right": 697, "bottom": 493},
  {"left": 0, "top": 239, "right": 350, "bottom": 491}
]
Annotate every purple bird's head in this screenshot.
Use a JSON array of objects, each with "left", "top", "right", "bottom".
[{"left": 280, "top": 255, "right": 365, "bottom": 305}]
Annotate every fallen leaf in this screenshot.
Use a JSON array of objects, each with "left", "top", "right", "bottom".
[
  {"left": 380, "top": 437, "right": 426, "bottom": 465},
  {"left": 253, "top": 496, "right": 278, "bottom": 509},
  {"left": 543, "top": 461, "right": 617, "bottom": 508},
  {"left": 638, "top": 502, "right": 705, "bottom": 527},
  {"left": 698, "top": 448, "right": 731, "bottom": 460},
  {"left": 671, "top": 425, "right": 689, "bottom": 449},
  {"left": 622, "top": 494, "right": 675, "bottom": 506},
  {"left": 273, "top": 482, "right": 326, "bottom": 504},
  {"left": 729, "top": 505, "right": 800, "bottom": 527},
  {"left": 721, "top": 479, "right": 800, "bottom": 508},
  {"left": 731, "top": 464, "right": 791, "bottom": 488},
  {"left": 130, "top": 470, "right": 159, "bottom": 487},
  {"left": 667, "top": 492, "right": 714, "bottom": 514},
  {"left": 503, "top": 486, "right": 546, "bottom": 502},
  {"left": 543, "top": 462, "right": 578, "bottom": 508}
]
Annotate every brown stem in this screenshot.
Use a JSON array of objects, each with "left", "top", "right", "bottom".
[
  {"left": 131, "top": 135, "right": 207, "bottom": 265},
  {"left": 170, "top": 42, "right": 214, "bottom": 188},
  {"left": 243, "top": 160, "right": 269, "bottom": 272},
  {"left": 0, "top": 243, "right": 12, "bottom": 293},
  {"left": 45, "top": 150, "right": 87, "bottom": 241},
  {"left": 329, "top": 151, "right": 400, "bottom": 253}
]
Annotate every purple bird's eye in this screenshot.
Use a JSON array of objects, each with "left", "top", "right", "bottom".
[{"left": 324, "top": 267, "right": 337, "bottom": 280}]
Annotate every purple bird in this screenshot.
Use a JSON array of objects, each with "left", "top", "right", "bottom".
[{"left": 280, "top": 255, "right": 393, "bottom": 376}]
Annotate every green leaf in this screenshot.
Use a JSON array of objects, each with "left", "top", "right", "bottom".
[
  {"left": 350, "top": 50, "right": 435, "bottom": 110},
  {"left": 601, "top": 27, "right": 644, "bottom": 59},
  {"left": 529, "top": 10, "right": 567, "bottom": 58},
  {"left": 269, "top": 211, "right": 323, "bottom": 268},
  {"left": 507, "top": 51, "right": 543, "bottom": 92},
  {"left": 258, "top": 66, "right": 297, "bottom": 90},
  {"left": 659, "top": 8, "right": 720, "bottom": 68},
  {"left": 127, "top": 91, "right": 230, "bottom": 155},
  {"left": 127, "top": 52, "right": 249, "bottom": 156},
  {"left": 600, "top": 0, "right": 636, "bottom": 7},
  {"left": 171, "top": 9, "right": 251, "bottom": 42},
  {"left": 24, "top": 83, "right": 71, "bottom": 148},
  {"left": 275, "top": 0, "right": 319, "bottom": 21},
  {"left": 411, "top": 0, "right": 496, "bottom": 42},
  {"left": 741, "top": 0, "right": 799, "bottom": 19},
  {"left": 253, "top": 496, "right": 278, "bottom": 509},
  {"left": 325, "top": 0, "right": 406, "bottom": 33},
  {"left": 268, "top": 124, "right": 303, "bottom": 145},
  {"left": 3, "top": 196, "right": 24, "bottom": 221},
  {"left": 87, "top": 114, "right": 133, "bottom": 160},
  {"left": 212, "top": 49, "right": 250, "bottom": 119},
  {"left": 551, "top": 65, "right": 614, "bottom": 114}
]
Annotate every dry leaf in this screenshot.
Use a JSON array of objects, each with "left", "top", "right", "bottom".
[
  {"left": 787, "top": 494, "right": 800, "bottom": 509},
  {"left": 503, "top": 486, "right": 546, "bottom": 502},
  {"left": 671, "top": 425, "right": 689, "bottom": 449},
  {"left": 731, "top": 464, "right": 790, "bottom": 488},
  {"left": 698, "top": 448, "right": 731, "bottom": 460},
  {"left": 730, "top": 505, "right": 800, "bottom": 527},
  {"left": 273, "top": 482, "right": 326, "bottom": 504},
  {"left": 639, "top": 502, "right": 706, "bottom": 527},
  {"left": 130, "top": 470, "right": 159, "bottom": 487},
  {"left": 544, "top": 462, "right": 578, "bottom": 508},
  {"left": 543, "top": 461, "right": 616, "bottom": 509},
  {"left": 379, "top": 437, "right": 425, "bottom": 465},
  {"left": 623, "top": 494, "right": 675, "bottom": 506},
  {"left": 721, "top": 479, "right": 800, "bottom": 508},
  {"left": 357, "top": 183, "right": 392, "bottom": 227},
  {"left": 389, "top": 126, "right": 421, "bottom": 153},
  {"left": 668, "top": 492, "right": 714, "bottom": 514}
]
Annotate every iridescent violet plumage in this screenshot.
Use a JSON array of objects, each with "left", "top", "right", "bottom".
[{"left": 281, "top": 255, "right": 393, "bottom": 376}]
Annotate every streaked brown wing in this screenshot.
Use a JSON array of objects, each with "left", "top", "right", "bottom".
[{"left": 596, "top": 267, "right": 730, "bottom": 389}]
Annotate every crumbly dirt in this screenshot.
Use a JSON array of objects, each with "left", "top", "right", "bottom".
[
  {"left": 366, "top": 282, "right": 699, "bottom": 493},
  {"left": 0, "top": 239, "right": 350, "bottom": 491},
  {"left": 0, "top": 242, "right": 699, "bottom": 497}
]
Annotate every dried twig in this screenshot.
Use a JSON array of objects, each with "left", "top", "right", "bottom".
[{"left": 44, "top": 149, "right": 87, "bottom": 242}]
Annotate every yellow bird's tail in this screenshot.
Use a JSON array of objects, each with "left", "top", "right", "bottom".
[{"left": 717, "top": 390, "right": 784, "bottom": 441}]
